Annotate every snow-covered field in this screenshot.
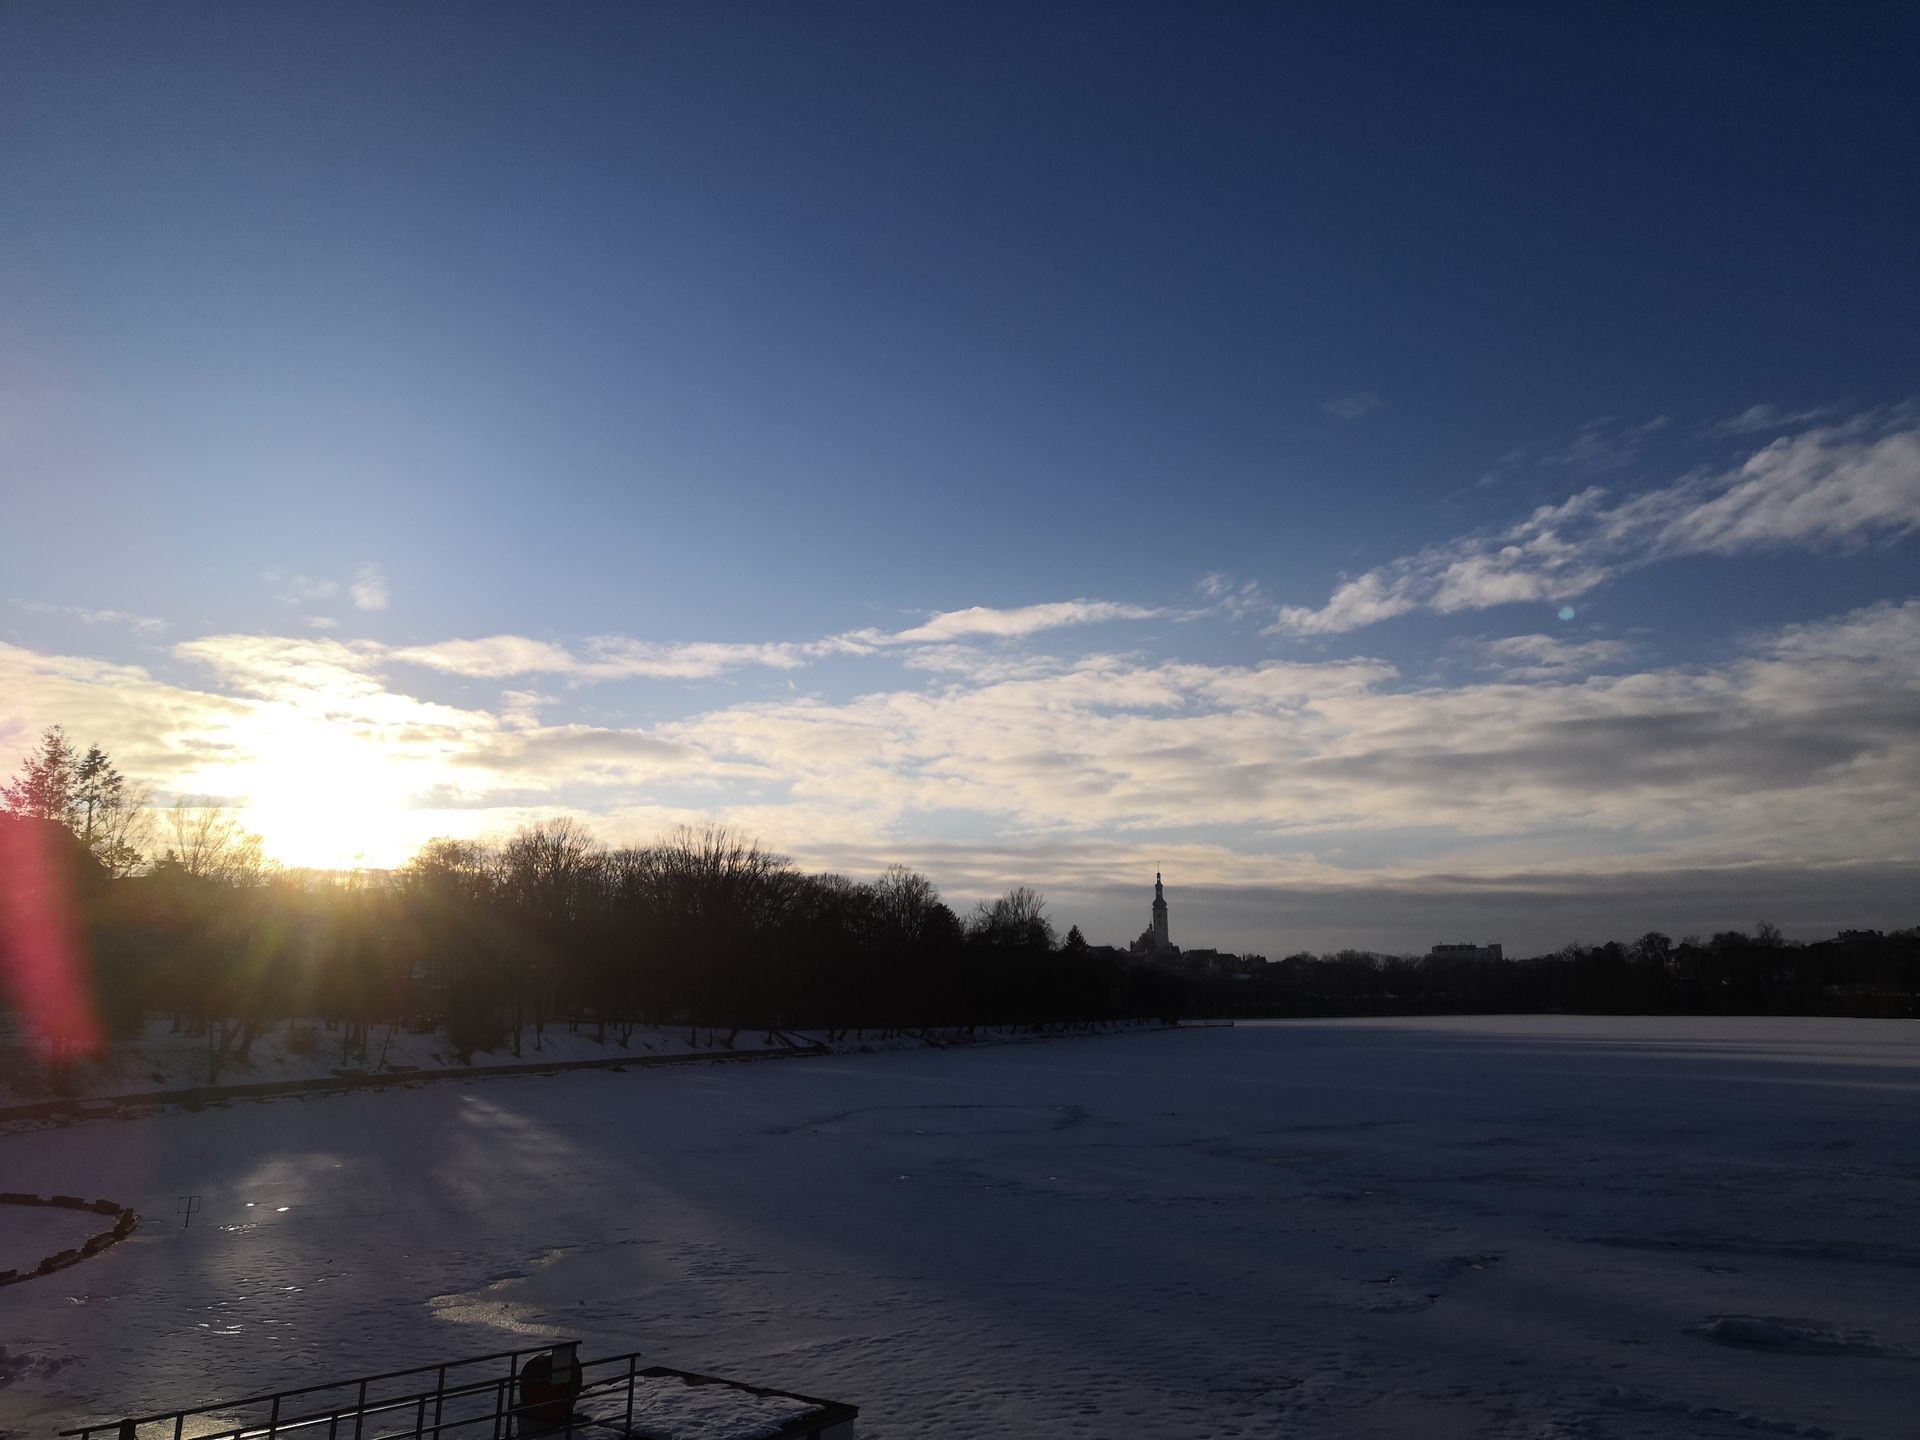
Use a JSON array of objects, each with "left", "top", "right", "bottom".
[{"left": 1, "top": 1016, "right": 1916, "bottom": 1439}]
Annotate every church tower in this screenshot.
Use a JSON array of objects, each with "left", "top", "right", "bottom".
[{"left": 1151, "top": 871, "right": 1170, "bottom": 952}]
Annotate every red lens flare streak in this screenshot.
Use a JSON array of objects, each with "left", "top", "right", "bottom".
[{"left": 0, "top": 819, "right": 102, "bottom": 1056}]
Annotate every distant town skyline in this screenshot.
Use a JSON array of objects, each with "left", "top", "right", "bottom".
[{"left": 3, "top": 4, "right": 1916, "bottom": 954}]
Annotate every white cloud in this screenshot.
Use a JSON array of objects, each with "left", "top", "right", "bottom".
[
  {"left": 375, "top": 601, "right": 1155, "bottom": 682},
  {"left": 1273, "top": 571, "right": 1421, "bottom": 636},
  {"left": 4, "top": 600, "right": 1917, "bottom": 918},
  {"left": 1756, "top": 597, "right": 1920, "bottom": 667},
  {"left": 453, "top": 724, "right": 706, "bottom": 781},
  {"left": 1648, "top": 425, "right": 1920, "bottom": 556},
  {"left": 579, "top": 637, "right": 820, "bottom": 679},
  {"left": 898, "top": 645, "right": 1067, "bottom": 682},
  {"left": 350, "top": 564, "right": 390, "bottom": 611},
  {"left": 891, "top": 600, "right": 1160, "bottom": 644},
  {"left": 1465, "top": 633, "right": 1635, "bottom": 680},
  {"left": 499, "top": 690, "right": 552, "bottom": 731},
  {"left": 666, "top": 600, "right": 1919, "bottom": 859},
  {"left": 1274, "top": 410, "right": 1920, "bottom": 635},
  {"left": 386, "top": 633, "right": 834, "bottom": 681},
  {"left": 389, "top": 635, "right": 580, "bottom": 679},
  {"left": 174, "top": 634, "right": 388, "bottom": 703}
]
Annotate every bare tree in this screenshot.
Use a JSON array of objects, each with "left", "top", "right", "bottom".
[
  {"left": 873, "top": 864, "right": 945, "bottom": 947},
  {"left": 163, "top": 801, "right": 269, "bottom": 884},
  {"left": 498, "top": 818, "right": 603, "bottom": 1052},
  {"left": 970, "top": 885, "right": 1054, "bottom": 949},
  {"left": 647, "top": 822, "right": 793, "bottom": 1045},
  {"left": 74, "top": 747, "right": 152, "bottom": 876}
]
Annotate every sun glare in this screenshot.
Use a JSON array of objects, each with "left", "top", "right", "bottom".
[{"left": 228, "top": 721, "right": 425, "bottom": 871}]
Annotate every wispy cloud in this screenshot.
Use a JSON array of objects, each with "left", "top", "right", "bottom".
[
  {"left": 452, "top": 724, "right": 705, "bottom": 779},
  {"left": 386, "top": 633, "right": 862, "bottom": 681},
  {"left": 889, "top": 599, "right": 1160, "bottom": 643},
  {"left": 266, "top": 566, "right": 393, "bottom": 614},
  {"left": 1196, "top": 573, "right": 1270, "bottom": 622},
  {"left": 1322, "top": 391, "right": 1384, "bottom": 421},
  {"left": 581, "top": 636, "right": 856, "bottom": 678},
  {"left": 1541, "top": 414, "right": 1669, "bottom": 471},
  {"left": 173, "top": 634, "right": 389, "bottom": 704},
  {"left": 897, "top": 645, "right": 1067, "bottom": 682},
  {"left": 1275, "top": 409, "right": 1920, "bottom": 635},
  {"left": 15, "top": 600, "right": 170, "bottom": 636},
  {"left": 267, "top": 571, "right": 339, "bottom": 606},
  {"left": 499, "top": 689, "right": 552, "bottom": 731},
  {"left": 1474, "top": 414, "right": 1670, "bottom": 490},
  {"left": 350, "top": 564, "right": 390, "bottom": 611},
  {"left": 376, "top": 599, "right": 1155, "bottom": 682},
  {"left": 387, "top": 635, "right": 579, "bottom": 678},
  {"left": 1271, "top": 570, "right": 1428, "bottom": 636},
  {"left": 1704, "top": 402, "right": 1840, "bottom": 438},
  {"left": 1463, "top": 633, "right": 1635, "bottom": 681}
]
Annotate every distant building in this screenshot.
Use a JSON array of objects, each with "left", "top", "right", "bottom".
[
  {"left": 1130, "top": 872, "right": 1179, "bottom": 957},
  {"left": 1429, "top": 942, "right": 1503, "bottom": 963},
  {"left": 1117, "top": 873, "right": 1266, "bottom": 973}
]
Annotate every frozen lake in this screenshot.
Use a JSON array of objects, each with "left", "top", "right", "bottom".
[{"left": 3, "top": 1016, "right": 1917, "bottom": 1439}]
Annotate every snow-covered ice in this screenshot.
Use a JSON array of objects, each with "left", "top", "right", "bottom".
[
  {"left": 0, "top": 1206, "right": 102, "bottom": 1277},
  {"left": 1, "top": 1015, "right": 1916, "bottom": 1439},
  {"left": 610, "top": 1373, "right": 821, "bottom": 1440}
]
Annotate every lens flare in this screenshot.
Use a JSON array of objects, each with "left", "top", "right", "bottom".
[{"left": 0, "top": 818, "right": 101, "bottom": 1056}]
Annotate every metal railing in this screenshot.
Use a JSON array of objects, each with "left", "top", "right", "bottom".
[{"left": 62, "top": 1345, "right": 856, "bottom": 1440}]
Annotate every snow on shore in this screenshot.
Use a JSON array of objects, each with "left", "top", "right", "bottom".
[
  {"left": 1, "top": 1016, "right": 1916, "bottom": 1439},
  {"left": 0, "top": 1017, "right": 1139, "bottom": 1110},
  {"left": 0, "top": 1017, "right": 794, "bottom": 1108}
]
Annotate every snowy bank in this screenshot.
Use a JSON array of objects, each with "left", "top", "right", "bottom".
[{"left": 0, "top": 1015, "right": 1168, "bottom": 1118}]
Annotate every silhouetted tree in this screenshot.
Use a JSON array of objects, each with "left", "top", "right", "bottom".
[
  {"left": 2, "top": 728, "right": 150, "bottom": 874},
  {"left": 1, "top": 726, "right": 76, "bottom": 823},
  {"left": 159, "top": 802, "right": 269, "bottom": 884}
]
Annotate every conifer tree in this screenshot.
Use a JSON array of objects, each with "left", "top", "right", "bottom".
[
  {"left": 1, "top": 725, "right": 78, "bottom": 824},
  {"left": 3, "top": 726, "right": 150, "bottom": 873}
]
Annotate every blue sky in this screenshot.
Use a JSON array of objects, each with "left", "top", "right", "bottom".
[{"left": 3, "top": 3, "right": 1917, "bottom": 954}]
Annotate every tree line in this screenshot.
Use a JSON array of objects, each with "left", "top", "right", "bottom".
[
  {"left": 0, "top": 730, "right": 1186, "bottom": 1075},
  {"left": 3, "top": 727, "right": 1913, "bottom": 1083},
  {"left": 1180, "top": 928, "right": 1919, "bottom": 1020}
]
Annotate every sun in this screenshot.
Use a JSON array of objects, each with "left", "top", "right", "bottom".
[{"left": 230, "top": 720, "right": 426, "bottom": 871}]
